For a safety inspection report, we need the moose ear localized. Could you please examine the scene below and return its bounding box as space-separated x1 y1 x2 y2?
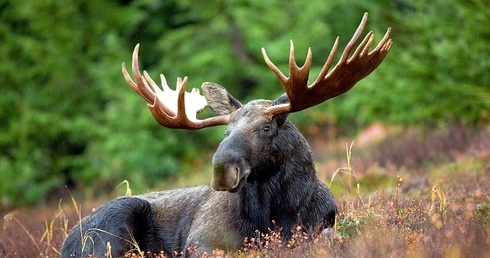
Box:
272 93 289 127
202 82 242 116
273 93 289 105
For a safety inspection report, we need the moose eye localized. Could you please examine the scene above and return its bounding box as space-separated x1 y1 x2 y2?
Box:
262 125 271 132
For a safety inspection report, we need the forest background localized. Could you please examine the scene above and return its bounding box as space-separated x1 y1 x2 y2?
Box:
0 0 489 211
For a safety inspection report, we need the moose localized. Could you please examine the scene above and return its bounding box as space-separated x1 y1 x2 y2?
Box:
61 13 392 257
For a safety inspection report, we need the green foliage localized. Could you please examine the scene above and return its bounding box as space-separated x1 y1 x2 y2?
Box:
0 0 488 209
0 0 146 206
338 0 490 128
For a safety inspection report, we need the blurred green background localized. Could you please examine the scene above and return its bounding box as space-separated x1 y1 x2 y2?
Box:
0 0 488 210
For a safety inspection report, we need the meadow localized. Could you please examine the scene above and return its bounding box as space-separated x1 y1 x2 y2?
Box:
1 1 489 257
1 123 489 257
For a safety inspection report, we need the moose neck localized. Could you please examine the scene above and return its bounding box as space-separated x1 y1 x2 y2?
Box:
238 121 317 232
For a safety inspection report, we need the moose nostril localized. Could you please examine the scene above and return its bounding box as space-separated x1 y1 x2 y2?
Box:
227 165 240 187
210 163 241 191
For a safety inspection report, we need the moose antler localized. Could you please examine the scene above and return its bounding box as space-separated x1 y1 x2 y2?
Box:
122 44 229 129
123 13 391 129
262 12 393 116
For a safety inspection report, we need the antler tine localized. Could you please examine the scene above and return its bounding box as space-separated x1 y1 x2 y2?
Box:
315 37 339 86
264 12 393 117
288 41 312 102
176 77 189 121
122 44 229 129
373 27 393 53
261 48 287 87
261 41 313 113
121 44 156 104
340 12 369 63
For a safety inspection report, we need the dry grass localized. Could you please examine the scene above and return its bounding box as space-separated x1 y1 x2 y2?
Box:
1 124 489 257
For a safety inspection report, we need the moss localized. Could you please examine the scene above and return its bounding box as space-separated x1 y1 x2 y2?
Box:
476 200 490 225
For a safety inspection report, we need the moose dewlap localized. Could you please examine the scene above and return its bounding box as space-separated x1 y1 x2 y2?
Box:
61 12 392 257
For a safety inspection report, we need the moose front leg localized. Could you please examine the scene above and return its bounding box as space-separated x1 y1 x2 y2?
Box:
183 199 243 256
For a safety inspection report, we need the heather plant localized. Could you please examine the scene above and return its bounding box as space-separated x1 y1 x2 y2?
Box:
1 166 489 257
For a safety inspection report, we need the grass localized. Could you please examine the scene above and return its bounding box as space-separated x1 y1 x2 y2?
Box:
1 123 489 257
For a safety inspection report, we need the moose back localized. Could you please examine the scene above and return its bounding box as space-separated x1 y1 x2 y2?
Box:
61 13 392 257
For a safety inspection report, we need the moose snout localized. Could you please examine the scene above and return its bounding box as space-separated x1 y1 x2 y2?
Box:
211 145 251 192
211 134 252 192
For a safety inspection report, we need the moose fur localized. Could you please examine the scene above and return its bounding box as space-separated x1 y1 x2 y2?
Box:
61 83 337 257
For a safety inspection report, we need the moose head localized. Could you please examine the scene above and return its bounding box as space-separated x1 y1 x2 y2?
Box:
62 12 392 257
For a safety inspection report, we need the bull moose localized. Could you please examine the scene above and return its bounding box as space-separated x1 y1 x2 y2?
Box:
61 13 392 257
